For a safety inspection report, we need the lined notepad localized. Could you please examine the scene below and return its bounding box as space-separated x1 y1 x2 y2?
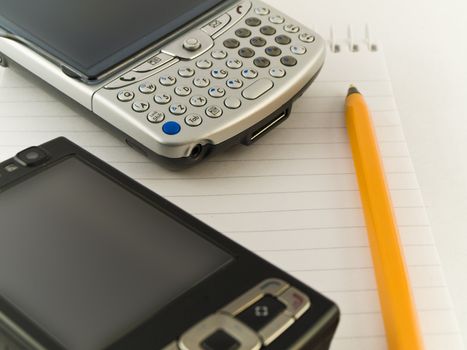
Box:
0 30 464 349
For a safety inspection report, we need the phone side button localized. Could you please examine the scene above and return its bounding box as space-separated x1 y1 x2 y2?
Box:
258 312 294 346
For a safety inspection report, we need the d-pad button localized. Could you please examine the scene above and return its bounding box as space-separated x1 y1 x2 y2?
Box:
236 295 286 331
183 38 201 51
201 329 241 350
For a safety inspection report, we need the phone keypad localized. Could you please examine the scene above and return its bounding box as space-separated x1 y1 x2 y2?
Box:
107 0 320 141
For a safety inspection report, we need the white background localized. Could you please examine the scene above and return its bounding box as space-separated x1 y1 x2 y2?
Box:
268 0 467 344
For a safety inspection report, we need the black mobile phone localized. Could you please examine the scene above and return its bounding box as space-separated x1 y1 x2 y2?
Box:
0 137 339 350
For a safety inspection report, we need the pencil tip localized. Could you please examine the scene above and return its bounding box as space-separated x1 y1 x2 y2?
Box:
347 85 360 96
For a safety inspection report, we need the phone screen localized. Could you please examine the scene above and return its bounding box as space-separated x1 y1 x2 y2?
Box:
0 157 232 349
0 0 228 78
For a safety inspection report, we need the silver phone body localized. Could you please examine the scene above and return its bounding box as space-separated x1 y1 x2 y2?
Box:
0 0 325 161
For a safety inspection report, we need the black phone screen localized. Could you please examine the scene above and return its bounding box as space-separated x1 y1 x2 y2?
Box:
0 157 232 349
0 0 228 78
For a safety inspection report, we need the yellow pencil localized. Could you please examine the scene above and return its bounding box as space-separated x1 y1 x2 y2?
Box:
345 85 424 350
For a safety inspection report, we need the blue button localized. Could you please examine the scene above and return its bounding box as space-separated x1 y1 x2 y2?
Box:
162 121 181 135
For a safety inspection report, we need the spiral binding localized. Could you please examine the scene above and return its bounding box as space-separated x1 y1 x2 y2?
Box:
327 24 378 53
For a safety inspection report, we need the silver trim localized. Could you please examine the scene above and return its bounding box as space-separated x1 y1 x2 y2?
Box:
221 278 289 316
0 311 47 350
258 312 294 346
179 313 261 350
162 341 180 350
250 111 288 141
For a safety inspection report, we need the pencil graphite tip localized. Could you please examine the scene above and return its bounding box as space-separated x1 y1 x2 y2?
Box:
347 85 360 96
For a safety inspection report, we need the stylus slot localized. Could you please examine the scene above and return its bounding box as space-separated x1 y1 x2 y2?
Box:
250 110 289 143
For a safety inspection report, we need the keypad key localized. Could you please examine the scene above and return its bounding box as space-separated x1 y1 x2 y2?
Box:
206 105 223 118
138 82 156 94
208 87 226 98
202 13 231 36
241 68 258 79
291 45 307 55
223 38 240 49
235 28 252 38
133 52 173 73
147 111 165 123
260 25 276 36
236 295 286 331
211 50 228 59
254 56 271 68
265 46 282 57
281 55 297 67
299 33 315 43
154 93 172 104
226 58 243 69
275 34 292 45
105 73 137 89
278 287 311 319
162 121 181 135
190 95 207 107
250 37 266 47
132 101 150 112
117 90 134 102
226 78 243 89
174 86 192 96
284 24 300 33
185 113 203 127
169 103 187 115
224 97 242 109
242 78 274 100
238 47 256 58
193 77 210 88
200 329 240 350
196 59 213 69
269 15 285 24
254 7 270 16
269 67 286 78
211 68 228 79
159 75 177 86
178 67 195 77
245 17 261 26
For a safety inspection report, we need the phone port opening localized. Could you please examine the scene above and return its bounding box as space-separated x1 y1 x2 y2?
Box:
250 110 289 143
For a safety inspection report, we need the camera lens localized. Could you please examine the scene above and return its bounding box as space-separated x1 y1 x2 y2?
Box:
15 147 49 167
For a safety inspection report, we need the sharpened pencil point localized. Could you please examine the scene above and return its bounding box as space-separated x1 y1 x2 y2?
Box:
347 85 360 96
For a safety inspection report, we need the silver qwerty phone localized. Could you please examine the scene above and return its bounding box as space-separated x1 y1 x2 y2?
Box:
0 0 325 164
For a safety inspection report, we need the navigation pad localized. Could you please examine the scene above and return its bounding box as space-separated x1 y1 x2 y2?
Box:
163 279 311 350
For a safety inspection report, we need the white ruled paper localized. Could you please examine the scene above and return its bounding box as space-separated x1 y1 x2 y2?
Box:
0 39 463 349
